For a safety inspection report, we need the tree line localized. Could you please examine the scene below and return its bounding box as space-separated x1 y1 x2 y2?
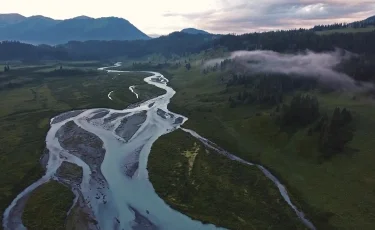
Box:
216 30 375 55
312 20 375 31
229 93 355 158
225 71 355 158
2 29 375 63
280 95 354 158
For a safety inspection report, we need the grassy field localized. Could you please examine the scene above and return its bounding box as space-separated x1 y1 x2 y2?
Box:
22 181 75 230
159 64 375 229
0 63 163 229
149 130 307 229
316 26 375 35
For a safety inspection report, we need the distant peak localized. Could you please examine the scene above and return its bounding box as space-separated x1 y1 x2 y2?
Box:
72 15 92 20
0 13 25 17
0 13 26 20
28 15 54 20
181 28 210 35
0 13 26 24
97 16 130 22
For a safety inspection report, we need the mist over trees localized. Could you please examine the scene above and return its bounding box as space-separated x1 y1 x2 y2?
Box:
219 50 358 159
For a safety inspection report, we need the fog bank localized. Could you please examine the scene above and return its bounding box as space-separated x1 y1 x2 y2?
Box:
205 49 372 90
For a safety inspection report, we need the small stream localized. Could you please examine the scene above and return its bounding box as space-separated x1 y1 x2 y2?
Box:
2 63 315 230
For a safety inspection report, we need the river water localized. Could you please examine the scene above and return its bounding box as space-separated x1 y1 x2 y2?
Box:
2 64 315 230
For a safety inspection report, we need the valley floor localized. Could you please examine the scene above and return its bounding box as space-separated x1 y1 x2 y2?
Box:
158 65 375 229
2 59 375 230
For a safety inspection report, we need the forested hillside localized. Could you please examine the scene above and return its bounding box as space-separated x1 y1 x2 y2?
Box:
2 29 375 61
217 30 375 54
0 32 215 61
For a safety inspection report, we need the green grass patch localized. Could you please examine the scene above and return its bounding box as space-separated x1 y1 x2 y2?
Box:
56 162 83 184
149 130 307 229
22 181 75 230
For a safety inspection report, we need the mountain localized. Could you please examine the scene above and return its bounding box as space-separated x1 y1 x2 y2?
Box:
0 16 59 39
181 28 210 35
0 13 26 27
0 14 150 44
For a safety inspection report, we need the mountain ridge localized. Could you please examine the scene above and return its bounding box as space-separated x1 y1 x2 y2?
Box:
0 13 26 26
0 14 150 44
181 28 210 35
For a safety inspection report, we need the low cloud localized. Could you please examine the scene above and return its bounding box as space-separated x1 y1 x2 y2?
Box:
204 49 372 90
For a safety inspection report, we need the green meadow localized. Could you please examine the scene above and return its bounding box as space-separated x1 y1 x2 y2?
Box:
149 130 307 229
149 64 375 229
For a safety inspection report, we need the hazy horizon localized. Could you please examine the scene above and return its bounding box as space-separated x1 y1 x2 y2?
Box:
1 0 375 35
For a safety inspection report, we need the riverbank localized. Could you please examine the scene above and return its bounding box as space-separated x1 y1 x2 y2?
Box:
148 130 308 229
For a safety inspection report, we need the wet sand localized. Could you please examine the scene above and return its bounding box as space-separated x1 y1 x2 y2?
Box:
51 110 86 124
115 111 147 142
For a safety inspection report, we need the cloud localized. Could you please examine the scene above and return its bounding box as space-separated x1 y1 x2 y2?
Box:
164 0 375 34
163 10 216 18
204 49 372 90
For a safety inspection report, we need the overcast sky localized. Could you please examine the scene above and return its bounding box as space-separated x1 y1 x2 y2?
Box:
1 0 375 35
